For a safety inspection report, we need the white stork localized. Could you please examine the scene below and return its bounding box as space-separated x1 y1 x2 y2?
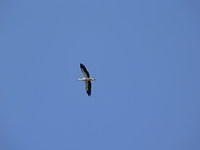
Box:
78 63 95 96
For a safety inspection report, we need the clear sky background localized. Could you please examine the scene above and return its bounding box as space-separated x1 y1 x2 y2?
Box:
0 0 200 150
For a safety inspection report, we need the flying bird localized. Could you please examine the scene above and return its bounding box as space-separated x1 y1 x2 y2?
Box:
78 63 96 96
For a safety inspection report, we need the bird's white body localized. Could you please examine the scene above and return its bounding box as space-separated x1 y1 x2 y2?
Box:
78 77 96 81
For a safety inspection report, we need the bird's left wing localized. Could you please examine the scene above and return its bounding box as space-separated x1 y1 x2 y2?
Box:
85 81 91 96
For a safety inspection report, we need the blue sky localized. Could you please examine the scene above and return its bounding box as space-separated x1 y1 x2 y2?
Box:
0 0 200 150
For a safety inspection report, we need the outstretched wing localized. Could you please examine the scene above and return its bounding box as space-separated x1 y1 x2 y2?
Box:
80 64 90 77
85 81 91 96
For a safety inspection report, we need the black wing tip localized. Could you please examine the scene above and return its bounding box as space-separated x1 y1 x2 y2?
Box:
80 63 87 70
87 90 91 96
87 92 91 96
80 63 85 67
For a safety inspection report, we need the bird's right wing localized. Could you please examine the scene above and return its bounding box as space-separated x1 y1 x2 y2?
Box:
80 64 90 77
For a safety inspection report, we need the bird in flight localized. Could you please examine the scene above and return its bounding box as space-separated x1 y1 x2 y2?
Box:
78 63 96 96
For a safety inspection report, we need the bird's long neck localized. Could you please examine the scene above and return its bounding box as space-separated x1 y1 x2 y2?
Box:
78 78 85 81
